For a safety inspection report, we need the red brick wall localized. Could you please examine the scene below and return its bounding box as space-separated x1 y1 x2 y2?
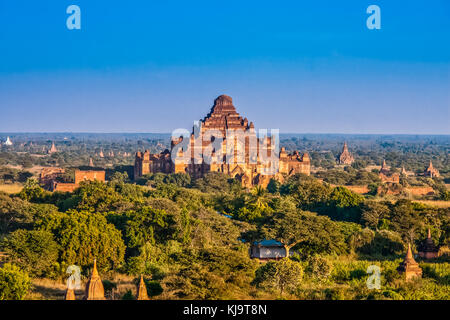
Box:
74 170 106 184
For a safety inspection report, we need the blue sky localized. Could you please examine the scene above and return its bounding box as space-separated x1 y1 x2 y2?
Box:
0 0 449 134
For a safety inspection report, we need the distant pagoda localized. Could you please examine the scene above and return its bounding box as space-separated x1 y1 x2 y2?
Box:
4 136 13 146
424 160 440 178
397 244 422 281
48 142 58 154
379 160 400 184
337 142 354 165
418 229 439 259
401 166 408 176
89 158 94 167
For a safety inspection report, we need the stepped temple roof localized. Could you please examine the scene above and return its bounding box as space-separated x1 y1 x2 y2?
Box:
397 244 422 280
201 95 251 134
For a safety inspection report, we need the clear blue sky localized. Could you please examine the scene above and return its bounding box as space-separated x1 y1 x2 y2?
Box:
0 0 449 134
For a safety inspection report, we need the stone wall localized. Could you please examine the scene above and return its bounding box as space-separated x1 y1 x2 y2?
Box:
74 170 106 184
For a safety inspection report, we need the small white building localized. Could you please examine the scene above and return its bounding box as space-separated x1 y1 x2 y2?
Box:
250 240 287 261
4 136 13 146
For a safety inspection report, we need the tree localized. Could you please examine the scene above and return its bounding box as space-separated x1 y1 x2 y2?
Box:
109 171 129 184
0 264 31 300
281 176 331 212
267 179 280 194
361 201 390 230
248 186 270 212
390 200 423 243
125 206 173 248
3 229 58 277
253 258 303 296
259 210 348 258
327 187 364 222
306 256 333 280
37 209 125 271
19 178 45 202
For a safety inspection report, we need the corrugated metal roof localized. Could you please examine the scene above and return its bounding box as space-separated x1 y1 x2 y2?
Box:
253 239 284 246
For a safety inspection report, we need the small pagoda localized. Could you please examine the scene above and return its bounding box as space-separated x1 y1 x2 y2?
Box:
424 160 440 178
136 275 149 300
48 142 58 154
397 244 422 281
337 142 354 165
418 229 439 260
65 288 76 300
85 259 106 300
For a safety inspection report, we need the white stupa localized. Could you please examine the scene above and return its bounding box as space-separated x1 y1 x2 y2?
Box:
4 136 13 146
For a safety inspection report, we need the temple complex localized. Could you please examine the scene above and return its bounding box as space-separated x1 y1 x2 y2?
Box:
134 95 310 187
136 275 150 300
40 168 106 192
397 244 423 281
379 160 400 184
418 229 440 259
85 259 106 300
337 142 354 165
424 160 440 178
39 167 66 189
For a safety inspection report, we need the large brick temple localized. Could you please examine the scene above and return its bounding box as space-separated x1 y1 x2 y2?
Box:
134 95 310 187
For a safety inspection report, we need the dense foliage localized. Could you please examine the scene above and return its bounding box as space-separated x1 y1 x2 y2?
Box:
0 133 448 299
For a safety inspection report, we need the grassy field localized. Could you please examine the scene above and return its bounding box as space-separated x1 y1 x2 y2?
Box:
412 200 450 208
0 183 23 194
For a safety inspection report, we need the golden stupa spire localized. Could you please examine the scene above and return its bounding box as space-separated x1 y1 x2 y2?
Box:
65 287 76 300
136 274 149 300
85 259 105 300
92 259 99 277
406 243 413 260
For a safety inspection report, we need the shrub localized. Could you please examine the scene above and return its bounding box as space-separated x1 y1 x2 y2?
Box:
306 256 333 279
0 264 31 300
253 258 303 296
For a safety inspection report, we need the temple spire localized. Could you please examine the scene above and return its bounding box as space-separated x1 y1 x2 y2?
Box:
406 243 413 261
136 274 149 300
65 288 76 300
85 259 105 300
427 228 431 239
92 259 99 277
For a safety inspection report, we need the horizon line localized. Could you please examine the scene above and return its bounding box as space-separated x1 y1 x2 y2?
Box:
1 132 450 136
